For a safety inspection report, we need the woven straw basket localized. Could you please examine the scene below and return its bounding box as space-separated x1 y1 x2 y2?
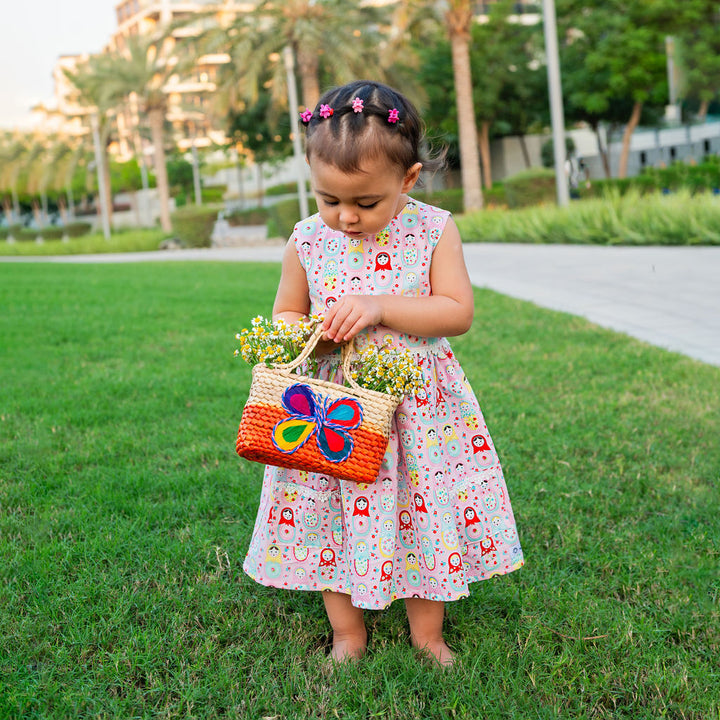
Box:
236 326 400 483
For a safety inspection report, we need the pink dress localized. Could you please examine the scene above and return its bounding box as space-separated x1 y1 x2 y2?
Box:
243 198 524 609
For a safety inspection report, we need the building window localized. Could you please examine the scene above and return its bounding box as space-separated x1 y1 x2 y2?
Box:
704 139 711 155
670 147 676 160
640 151 647 167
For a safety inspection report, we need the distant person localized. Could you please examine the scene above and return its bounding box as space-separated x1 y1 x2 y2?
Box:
578 158 591 189
241 80 524 667
566 155 580 199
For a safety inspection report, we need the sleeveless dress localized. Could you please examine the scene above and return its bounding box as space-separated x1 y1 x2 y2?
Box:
243 198 524 610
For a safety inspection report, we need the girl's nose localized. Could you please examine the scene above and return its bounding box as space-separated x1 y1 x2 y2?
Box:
339 206 359 225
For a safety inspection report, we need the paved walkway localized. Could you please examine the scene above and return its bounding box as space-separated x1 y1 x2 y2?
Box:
462 244 720 367
3 244 718 367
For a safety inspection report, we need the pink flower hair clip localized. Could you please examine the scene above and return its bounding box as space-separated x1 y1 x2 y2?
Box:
388 108 400 124
300 109 313 124
352 97 364 113
319 104 334 119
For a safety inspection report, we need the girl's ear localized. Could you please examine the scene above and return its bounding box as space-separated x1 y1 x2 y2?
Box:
402 162 423 192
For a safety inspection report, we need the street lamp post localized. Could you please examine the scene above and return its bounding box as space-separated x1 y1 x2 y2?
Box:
542 0 570 207
283 45 309 219
665 36 681 123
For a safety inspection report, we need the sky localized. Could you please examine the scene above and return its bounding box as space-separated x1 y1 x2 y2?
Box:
0 1 117 129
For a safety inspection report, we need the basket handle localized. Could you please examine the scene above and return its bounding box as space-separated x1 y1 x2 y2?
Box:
271 323 363 392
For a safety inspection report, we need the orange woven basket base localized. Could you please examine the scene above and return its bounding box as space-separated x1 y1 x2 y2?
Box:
236 403 388 484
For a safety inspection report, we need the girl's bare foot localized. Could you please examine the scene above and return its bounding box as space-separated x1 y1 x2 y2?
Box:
413 638 455 668
329 633 367 663
322 591 367 664
405 598 455 668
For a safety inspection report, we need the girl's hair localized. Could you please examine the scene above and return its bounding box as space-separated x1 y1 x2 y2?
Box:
302 80 445 179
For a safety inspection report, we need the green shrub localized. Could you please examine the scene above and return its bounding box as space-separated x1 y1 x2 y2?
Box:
503 168 557 208
170 205 220 248
265 181 311 197
12 228 40 242
225 207 270 226
266 197 318 239
633 161 720 195
201 185 226 204
482 185 507 208
1 223 25 239
541 137 576 168
64 221 93 238
40 227 65 240
413 188 465 214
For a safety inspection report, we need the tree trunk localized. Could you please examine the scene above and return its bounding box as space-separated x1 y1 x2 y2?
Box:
58 196 68 225
479 121 492 189
297 46 320 110
519 134 531 168
102 148 114 226
257 162 264 208
3 198 12 225
41 190 49 226
12 186 20 221
592 122 611 179
698 99 709 123
446 3 483 212
618 101 642 179
149 106 172 232
32 199 42 228
66 186 76 221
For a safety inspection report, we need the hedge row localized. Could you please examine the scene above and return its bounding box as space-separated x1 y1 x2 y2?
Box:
169 206 219 248
581 160 720 199
0 221 92 241
456 189 720 245
225 207 270 227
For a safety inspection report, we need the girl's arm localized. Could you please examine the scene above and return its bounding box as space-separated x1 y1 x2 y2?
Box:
272 239 311 324
322 217 474 342
272 239 339 355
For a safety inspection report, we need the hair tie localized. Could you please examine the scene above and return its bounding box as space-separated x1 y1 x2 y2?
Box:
319 104 334 119
388 108 400 124
352 97 364 113
300 109 313 125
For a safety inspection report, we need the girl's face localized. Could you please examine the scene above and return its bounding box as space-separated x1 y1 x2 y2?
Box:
309 155 421 240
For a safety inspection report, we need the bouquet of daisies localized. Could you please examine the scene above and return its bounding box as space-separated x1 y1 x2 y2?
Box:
234 314 322 366
234 315 423 398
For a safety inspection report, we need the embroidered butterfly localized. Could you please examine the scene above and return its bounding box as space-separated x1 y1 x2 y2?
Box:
272 384 363 463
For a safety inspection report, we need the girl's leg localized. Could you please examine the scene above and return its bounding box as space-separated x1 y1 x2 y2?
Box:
404 598 455 667
322 590 367 661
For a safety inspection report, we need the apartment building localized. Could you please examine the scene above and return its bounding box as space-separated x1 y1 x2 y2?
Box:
112 1 257 154
46 1 255 163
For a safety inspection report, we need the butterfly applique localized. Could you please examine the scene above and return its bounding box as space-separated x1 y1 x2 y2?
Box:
272 384 363 463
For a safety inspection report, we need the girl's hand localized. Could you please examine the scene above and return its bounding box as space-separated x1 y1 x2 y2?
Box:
322 294 383 342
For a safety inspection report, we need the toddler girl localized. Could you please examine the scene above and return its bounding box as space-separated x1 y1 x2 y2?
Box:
243 80 524 667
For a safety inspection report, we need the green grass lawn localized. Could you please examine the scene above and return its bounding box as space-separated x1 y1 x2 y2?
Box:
1 262 718 719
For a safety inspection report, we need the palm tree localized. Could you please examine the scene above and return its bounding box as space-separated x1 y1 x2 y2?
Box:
63 61 117 228
47 139 86 225
205 0 390 112
444 0 483 211
0 133 27 225
388 0 483 213
82 35 185 233
19 138 49 229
